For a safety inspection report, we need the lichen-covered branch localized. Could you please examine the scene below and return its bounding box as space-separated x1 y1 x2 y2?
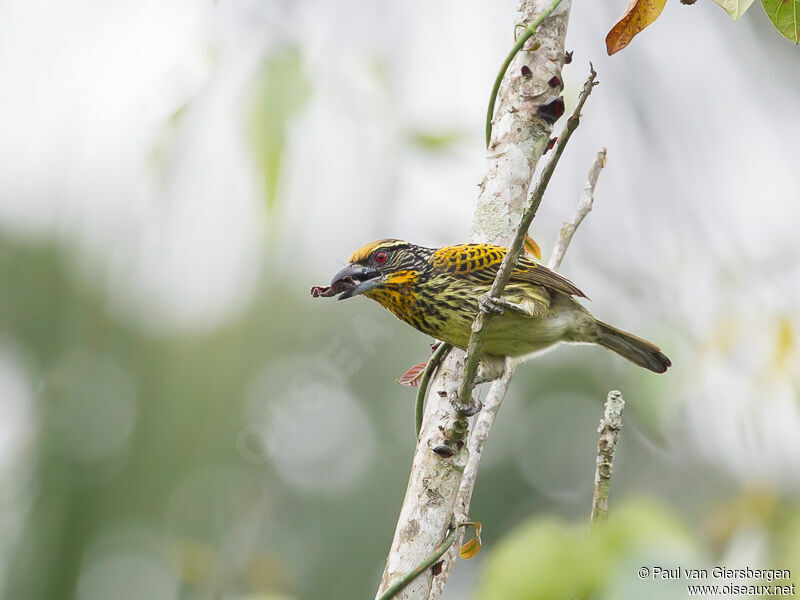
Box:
378 526 459 600
484 0 566 147
469 0 572 247
428 361 516 600
374 1 573 597
590 390 625 526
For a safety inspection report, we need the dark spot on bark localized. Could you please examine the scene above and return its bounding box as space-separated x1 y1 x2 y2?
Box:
544 136 558 154
402 519 421 539
564 50 573 64
432 444 455 458
437 390 447 398
537 96 565 124
548 75 562 88
521 65 532 78
432 561 444 576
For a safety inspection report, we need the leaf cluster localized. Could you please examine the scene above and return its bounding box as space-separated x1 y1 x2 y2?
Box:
607 0 799 54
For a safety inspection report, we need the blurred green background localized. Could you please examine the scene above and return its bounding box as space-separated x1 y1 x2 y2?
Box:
0 1 798 599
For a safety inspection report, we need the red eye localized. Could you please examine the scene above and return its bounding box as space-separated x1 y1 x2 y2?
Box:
374 251 388 264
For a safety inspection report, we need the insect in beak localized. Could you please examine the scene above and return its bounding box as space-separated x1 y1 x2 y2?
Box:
330 263 383 299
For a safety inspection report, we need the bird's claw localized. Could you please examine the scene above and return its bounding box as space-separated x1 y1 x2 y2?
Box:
480 294 529 316
457 396 483 416
479 294 505 315
447 385 483 416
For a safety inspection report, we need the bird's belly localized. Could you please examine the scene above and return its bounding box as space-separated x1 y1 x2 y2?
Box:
481 311 574 357
370 282 585 359
428 309 575 357
437 292 589 357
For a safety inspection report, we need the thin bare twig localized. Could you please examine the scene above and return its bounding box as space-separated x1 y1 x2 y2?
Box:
547 147 606 271
455 66 598 414
590 390 625 526
404 69 600 600
407 73 600 594
431 67 600 600
433 134 604 600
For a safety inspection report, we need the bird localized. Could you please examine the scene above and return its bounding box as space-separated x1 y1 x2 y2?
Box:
326 239 671 378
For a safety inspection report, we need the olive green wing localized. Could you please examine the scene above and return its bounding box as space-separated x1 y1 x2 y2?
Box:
430 244 587 298
511 254 587 298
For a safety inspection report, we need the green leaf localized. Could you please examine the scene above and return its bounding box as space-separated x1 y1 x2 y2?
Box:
761 0 800 43
248 46 311 215
475 499 698 600
713 0 756 19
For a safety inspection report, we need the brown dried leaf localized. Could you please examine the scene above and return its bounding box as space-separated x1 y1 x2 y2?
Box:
524 236 542 260
606 0 668 55
397 362 427 387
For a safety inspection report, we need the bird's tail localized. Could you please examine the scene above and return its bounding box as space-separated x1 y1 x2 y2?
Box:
591 320 671 374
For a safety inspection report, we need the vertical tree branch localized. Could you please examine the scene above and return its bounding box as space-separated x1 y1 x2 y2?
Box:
590 390 625 526
375 1 572 597
470 0 572 248
428 362 516 600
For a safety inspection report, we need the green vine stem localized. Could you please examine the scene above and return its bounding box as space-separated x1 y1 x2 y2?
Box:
485 0 564 147
415 342 453 436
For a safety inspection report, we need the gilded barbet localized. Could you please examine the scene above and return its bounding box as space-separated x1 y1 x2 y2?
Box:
327 239 671 374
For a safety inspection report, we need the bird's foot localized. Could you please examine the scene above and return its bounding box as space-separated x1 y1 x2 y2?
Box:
479 294 528 316
479 294 505 315
446 384 483 416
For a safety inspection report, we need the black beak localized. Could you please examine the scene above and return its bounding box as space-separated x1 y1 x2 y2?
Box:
331 263 383 300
